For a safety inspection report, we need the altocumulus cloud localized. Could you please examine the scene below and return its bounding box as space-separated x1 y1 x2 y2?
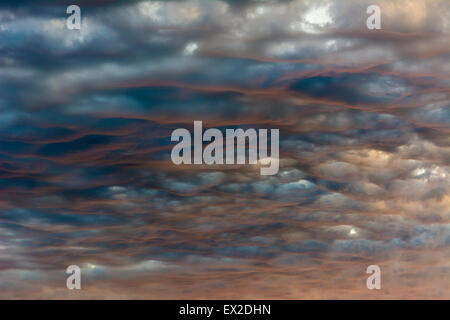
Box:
0 0 449 299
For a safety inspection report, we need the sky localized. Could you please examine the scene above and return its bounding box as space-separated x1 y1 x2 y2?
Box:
0 0 449 299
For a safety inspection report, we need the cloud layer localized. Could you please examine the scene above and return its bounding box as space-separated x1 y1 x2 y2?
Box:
0 0 449 299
